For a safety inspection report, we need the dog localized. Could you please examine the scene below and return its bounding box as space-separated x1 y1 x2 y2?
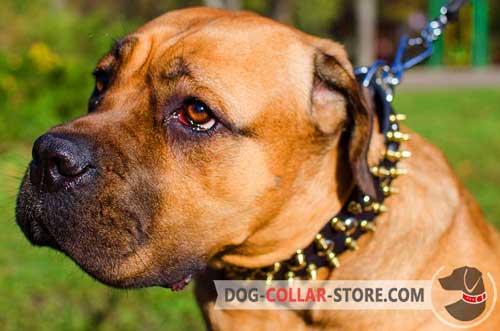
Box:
16 7 500 331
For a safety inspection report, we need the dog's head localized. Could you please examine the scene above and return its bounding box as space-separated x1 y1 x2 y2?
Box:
16 8 375 289
439 266 485 294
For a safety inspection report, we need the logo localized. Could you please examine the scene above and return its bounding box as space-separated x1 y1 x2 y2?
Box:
439 266 487 321
431 265 496 328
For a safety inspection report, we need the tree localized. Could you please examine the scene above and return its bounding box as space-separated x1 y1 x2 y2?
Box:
271 0 294 25
355 0 376 65
203 0 241 10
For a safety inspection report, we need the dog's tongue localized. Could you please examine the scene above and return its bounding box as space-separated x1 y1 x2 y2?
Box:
170 274 193 291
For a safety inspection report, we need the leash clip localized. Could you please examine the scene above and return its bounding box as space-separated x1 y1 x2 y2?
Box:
354 0 469 104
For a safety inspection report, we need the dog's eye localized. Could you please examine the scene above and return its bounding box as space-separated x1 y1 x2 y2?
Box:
176 99 216 131
93 69 109 94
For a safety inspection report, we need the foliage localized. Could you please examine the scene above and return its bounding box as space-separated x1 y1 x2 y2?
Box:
0 0 140 147
294 0 342 37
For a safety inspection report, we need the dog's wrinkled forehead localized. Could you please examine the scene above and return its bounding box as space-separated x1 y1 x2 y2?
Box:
101 9 328 128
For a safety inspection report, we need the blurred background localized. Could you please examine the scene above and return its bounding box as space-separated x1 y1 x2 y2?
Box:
1 0 499 330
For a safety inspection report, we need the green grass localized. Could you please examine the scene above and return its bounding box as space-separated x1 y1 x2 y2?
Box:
0 88 499 330
395 88 500 224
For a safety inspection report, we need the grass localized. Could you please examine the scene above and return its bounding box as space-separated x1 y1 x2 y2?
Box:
395 88 500 224
0 88 499 330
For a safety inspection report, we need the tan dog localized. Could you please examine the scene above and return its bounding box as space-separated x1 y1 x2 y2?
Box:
16 7 500 330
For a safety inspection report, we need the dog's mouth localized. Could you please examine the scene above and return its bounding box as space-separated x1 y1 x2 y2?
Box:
15 169 204 290
16 174 60 249
168 274 193 291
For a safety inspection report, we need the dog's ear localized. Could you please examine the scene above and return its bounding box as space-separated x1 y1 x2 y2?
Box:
310 43 376 198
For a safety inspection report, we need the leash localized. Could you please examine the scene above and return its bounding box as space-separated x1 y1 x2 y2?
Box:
215 0 469 282
351 0 470 201
354 0 469 121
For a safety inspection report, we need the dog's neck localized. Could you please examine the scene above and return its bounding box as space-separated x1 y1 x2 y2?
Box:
222 135 353 268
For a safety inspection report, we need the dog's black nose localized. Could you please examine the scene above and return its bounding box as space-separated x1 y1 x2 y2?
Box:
30 133 94 191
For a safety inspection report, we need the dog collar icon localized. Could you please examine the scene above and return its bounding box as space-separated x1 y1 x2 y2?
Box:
462 292 487 304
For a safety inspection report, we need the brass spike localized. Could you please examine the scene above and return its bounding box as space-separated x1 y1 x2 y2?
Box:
347 201 363 214
389 114 407 122
296 249 305 264
386 131 410 142
286 271 295 283
262 262 281 278
345 237 358 250
326 251 340 268
384 149 412 162
360 220 376 232
381 184 399 196
315 234 327 249
362 195 372 205
361 196 374 211
331 217 347 232
266 272 274 285
370 166 391 177
371 166 407 178
210 260 225 270
371 202 388 214
343 217 359 236
289 249 307 271
390 167 408 176
307 263 318 280
401 150 411 158
314 234 334 255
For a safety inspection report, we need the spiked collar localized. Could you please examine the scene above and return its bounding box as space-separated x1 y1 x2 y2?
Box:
212 80 411 282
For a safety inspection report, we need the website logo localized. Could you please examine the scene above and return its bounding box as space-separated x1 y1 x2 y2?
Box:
439 266 487 321
431 265 496 328
214 265 496 328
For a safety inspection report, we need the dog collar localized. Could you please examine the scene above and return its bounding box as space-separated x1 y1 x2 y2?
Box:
213 79 411 282
462 292 487 304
